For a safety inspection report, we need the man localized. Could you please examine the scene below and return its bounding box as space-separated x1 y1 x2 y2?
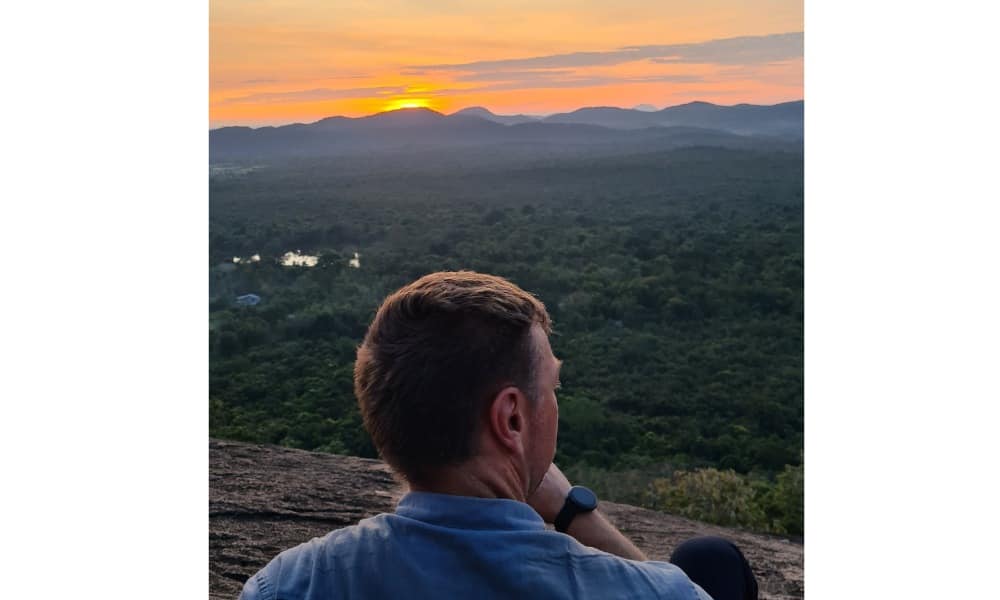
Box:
240 271 757 600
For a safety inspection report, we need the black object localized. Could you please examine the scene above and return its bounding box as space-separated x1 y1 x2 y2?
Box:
554 486 598 533
670 536 759 600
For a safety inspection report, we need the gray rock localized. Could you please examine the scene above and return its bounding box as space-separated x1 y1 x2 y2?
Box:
210 440 803 599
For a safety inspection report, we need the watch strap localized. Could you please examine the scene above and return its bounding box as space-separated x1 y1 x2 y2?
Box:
554 487 597 533
554 501 578 533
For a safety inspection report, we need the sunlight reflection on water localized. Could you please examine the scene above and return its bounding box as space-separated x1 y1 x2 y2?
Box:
281 251 319 267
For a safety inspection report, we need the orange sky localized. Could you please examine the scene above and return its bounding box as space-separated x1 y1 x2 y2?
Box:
210 0 802 128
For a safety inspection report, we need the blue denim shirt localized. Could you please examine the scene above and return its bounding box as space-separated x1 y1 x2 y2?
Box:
239 491 712 599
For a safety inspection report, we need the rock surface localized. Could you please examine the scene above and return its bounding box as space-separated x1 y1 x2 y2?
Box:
210 439 803 599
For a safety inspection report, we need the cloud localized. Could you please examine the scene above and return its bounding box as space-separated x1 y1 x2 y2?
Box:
642 32 803 65
453 69 576 82
390 73 705 99
221 85 406 105
468 73 704 92
231 74 710 107
710 60 804 84
215 33 800 108
414 32 802 72
229 73 708 107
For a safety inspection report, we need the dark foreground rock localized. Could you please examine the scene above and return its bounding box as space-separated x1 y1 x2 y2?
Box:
210 439 803 599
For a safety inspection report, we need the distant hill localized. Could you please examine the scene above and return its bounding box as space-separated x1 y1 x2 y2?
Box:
659 101 803 137
544 106 664 130
210 101 803 162
544 101 803 137
452 106 540 126
210 439 804 600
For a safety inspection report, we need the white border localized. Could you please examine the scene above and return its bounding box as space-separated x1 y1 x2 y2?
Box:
4 0 1000 597
2 1 207 597
807 0 1000 597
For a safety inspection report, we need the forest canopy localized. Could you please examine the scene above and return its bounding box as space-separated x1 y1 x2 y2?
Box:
209 142 803 534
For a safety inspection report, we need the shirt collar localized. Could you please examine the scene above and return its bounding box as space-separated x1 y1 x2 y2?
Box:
395 491 547 531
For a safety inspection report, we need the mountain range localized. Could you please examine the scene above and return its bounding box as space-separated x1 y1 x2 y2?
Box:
210 100 803 162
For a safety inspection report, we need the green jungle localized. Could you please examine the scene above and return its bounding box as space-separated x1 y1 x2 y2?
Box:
210 144 803 536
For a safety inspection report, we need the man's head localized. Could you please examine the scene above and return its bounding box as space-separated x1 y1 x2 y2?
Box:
354 271 556 489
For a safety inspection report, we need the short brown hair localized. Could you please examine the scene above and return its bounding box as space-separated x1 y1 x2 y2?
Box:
354 271 551 483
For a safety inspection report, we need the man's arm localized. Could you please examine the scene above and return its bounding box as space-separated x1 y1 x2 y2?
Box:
527 463 648 561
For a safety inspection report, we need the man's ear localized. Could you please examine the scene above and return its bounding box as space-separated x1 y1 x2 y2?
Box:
488 386 529 455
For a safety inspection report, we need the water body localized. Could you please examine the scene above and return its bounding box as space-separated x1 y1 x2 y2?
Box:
210 164 262 179
281 251 319 267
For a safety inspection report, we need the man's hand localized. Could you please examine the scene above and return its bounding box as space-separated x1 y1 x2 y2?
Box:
527 463 648 561
527 463 572 523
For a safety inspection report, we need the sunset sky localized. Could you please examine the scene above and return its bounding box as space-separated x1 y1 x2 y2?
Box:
210 0 802 128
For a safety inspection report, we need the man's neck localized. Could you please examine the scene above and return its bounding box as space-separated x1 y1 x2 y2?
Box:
408 456 529 502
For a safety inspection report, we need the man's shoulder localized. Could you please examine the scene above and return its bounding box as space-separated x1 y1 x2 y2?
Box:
275 513 390 562
239 512 707 600
238 513 393 600
561 543 709 599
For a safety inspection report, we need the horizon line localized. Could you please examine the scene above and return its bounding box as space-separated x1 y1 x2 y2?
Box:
210 98 804 131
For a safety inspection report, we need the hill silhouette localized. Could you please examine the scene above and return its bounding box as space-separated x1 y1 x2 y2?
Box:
210 439 804 600
209 101 803 161
452 106 540 125
543 101 802 136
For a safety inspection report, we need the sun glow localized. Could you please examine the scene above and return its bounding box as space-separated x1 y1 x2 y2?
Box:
381 97 434 112
210 1 802 127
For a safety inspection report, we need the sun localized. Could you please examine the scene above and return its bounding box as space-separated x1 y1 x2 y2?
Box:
381 97 433 112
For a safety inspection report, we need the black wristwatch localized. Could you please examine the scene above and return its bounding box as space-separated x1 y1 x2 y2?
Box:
554 486 598 533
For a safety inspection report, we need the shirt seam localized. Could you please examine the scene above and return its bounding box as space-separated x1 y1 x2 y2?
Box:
256 571 274 600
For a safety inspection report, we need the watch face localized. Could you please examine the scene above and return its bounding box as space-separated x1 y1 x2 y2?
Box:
569 486 598 511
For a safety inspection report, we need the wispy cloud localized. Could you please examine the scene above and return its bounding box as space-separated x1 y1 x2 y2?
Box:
415 32 802 72
211 73 377 90
453 69 576 83
462 73 705 93
449 69 701 88
643 33 802 65
221 86 406 105
224 73 709 108
214 32 799 115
